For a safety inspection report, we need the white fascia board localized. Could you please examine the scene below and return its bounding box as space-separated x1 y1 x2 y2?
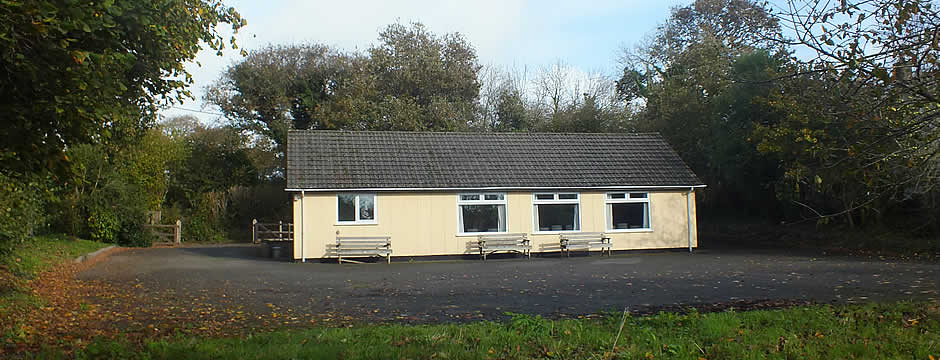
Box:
285 185 707 192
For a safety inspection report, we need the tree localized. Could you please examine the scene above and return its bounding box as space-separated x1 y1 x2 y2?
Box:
116 128 186 210
618 0 789 216
494 89 528 131
475 64 532 131
757 0 940 227
368 22 482 130
207 21 483 150
531 61 625 132
169 125 258 202
0 0 245 174
622 0 783 83
60 143 154 246
205 44 353 156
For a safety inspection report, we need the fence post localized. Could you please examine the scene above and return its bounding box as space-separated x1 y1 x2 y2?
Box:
278 221 283 241
175 219 182 244
252 219 258 244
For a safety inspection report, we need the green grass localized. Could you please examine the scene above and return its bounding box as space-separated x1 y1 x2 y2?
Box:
37 302 940 360
0 235 109 347
1 234 109 334
1 234 109 278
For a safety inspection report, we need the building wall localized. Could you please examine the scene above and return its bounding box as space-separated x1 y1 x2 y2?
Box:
292 190 697 259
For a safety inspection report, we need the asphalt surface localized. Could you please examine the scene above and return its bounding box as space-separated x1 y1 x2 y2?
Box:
78 245 940 322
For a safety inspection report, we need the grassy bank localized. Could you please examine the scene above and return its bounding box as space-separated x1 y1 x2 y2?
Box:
39 302 940 360
1 235 109 328
1 235 108 278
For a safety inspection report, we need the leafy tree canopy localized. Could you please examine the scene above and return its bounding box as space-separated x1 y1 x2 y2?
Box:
205 21 482 158
0 0 245 174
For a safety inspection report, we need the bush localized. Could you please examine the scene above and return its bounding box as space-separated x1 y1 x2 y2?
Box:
0 171 48 255
57 144 155 247
119 220 153 247
183 213 226 243
87 207 120 243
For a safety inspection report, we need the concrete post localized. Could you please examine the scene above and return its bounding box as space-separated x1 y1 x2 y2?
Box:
175 219 182 244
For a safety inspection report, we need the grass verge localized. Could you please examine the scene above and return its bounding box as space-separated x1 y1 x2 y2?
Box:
1 235 109 279
1 235 109 343
37 301 940 360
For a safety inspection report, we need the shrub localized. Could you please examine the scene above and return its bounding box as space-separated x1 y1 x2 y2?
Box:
0 171 47 255
87 207 120 243
119 219 153 247
183 213 226 243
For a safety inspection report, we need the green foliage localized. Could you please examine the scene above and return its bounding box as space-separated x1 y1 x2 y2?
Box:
60 143 152 247
226 184 291 241
753 0 940 228
118 128 187 210
369 22 482 129
182 212 225 243
493 89 528 131
86 207 119 243
118 220 153 248
204 44 349 158
0 234 106 278
157 120 264 243
0 171 49 255
620 0 789 217
169 125 258 198
0 0 245 174
61 302 940 359
206 21 482 157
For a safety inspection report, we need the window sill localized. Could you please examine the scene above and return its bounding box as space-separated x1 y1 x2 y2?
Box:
457 232 510 237
606 228 653 233
532 230 583 235
335 222 378 226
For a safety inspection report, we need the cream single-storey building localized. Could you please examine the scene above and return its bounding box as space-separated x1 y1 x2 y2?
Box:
286 130 704 261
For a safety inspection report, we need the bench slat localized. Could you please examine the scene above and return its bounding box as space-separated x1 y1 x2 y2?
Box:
477 233 530 261
559 233 611 257
336 251 392 256
479 240 529 245
334 236 393 264
483 245 532 249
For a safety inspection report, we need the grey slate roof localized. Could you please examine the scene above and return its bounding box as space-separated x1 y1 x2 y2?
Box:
287 130 703 190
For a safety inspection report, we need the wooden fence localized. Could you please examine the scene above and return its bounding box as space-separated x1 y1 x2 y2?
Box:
252 219 293 244
148 220 181 245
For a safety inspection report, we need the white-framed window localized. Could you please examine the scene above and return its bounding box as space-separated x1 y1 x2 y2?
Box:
533 192 580 232
605 192 651 231
337 193 376 224
457 193 507 234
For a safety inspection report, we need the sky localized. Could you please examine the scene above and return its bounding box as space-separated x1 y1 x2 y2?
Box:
161 0 690 123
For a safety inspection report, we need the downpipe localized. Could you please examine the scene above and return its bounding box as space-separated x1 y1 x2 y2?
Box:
687 187 694 253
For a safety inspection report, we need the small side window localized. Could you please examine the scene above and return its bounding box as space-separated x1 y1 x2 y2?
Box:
337 193 377 224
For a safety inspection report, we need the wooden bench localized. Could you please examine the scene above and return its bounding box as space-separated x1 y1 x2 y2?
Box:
478 233 531 261
332 236 392 264
559 232 611 257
